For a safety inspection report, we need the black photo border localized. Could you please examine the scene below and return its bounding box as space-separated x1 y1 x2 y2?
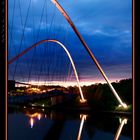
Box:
0 0 6 139
134 0 140 139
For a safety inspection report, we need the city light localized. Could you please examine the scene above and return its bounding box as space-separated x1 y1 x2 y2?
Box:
80 99 87 103
118 103 128 109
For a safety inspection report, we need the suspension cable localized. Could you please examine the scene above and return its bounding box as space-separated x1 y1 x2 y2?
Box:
13 0 31 80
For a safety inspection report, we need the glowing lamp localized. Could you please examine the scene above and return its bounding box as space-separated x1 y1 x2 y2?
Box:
80 99 87 103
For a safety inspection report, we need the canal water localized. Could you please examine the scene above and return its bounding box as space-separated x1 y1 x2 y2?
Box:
8 107 132 140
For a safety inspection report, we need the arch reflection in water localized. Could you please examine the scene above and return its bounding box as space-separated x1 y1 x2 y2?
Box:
77 114 87 140
114 118 128 140
77 115 128 140
25 111 130 139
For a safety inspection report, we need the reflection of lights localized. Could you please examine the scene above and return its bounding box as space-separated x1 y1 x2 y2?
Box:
119 118 122 123
28 113 43 128
77 115 87 140
42 109 45 111
119 118 127 124
37 114 41 120
27 113 40 118
24 106 26 108
42 104 45 107
30 118 34 128
45 115 47 118
114 118 128 140
124 119 127 124
80 114 87 119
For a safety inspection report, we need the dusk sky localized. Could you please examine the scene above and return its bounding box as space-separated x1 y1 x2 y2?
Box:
8 0 132 86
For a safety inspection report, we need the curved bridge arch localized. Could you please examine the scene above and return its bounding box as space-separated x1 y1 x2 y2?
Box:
51 0 127 108
8 39 86 102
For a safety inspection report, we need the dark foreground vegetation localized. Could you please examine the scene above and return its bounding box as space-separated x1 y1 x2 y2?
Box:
77 79 131 111
56 78 132 112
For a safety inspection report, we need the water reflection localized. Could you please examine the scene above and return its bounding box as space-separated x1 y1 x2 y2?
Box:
114 118 128 140
27 113 88 139
38 114 41 120
27 113 42 128
77 114 87 140
8 107 132 140
30 118 34 128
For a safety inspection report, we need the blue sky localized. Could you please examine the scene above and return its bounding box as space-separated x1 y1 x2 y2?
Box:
8 0 132 85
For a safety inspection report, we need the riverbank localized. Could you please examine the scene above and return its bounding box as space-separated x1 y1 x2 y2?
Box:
8 104 132 117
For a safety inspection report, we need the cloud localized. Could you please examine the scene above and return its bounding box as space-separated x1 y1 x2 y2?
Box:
8 0 132 82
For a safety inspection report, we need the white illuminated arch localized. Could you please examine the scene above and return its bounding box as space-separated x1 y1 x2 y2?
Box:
8 39 86 102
